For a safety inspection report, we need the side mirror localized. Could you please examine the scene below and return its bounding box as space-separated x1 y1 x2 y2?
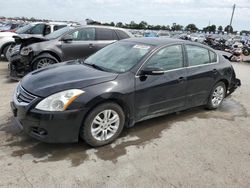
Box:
61 34 73 42
140 67 165 76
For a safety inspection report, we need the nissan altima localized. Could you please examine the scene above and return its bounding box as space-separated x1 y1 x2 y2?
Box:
11 38 241 147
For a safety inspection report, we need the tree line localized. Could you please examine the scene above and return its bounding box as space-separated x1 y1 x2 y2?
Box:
1 16 249 34
98 21 239 33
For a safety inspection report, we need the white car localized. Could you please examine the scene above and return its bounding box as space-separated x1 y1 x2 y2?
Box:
157 31 171 38
190 34 205 43
0 22 68 59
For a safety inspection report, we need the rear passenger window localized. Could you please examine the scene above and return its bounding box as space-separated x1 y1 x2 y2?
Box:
96 28 118 40
209 50 217 62
54 25 67 31
186 45 210 66
145 45 183 71
116 30 130 39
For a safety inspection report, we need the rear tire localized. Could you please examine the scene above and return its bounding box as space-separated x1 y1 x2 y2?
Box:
206 82 226 110
80 102 125 147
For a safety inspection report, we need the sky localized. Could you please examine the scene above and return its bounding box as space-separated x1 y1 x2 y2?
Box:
0 0 250 31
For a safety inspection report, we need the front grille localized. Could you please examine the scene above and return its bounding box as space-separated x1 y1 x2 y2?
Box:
16 85 36 103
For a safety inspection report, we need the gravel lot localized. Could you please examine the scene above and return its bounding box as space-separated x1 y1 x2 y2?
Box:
0 58 250 187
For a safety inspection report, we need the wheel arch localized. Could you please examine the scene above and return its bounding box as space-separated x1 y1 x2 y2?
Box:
31 52 60 70
37 51 62 62
80 95 133 134
1 42 15 55
217 79 229 91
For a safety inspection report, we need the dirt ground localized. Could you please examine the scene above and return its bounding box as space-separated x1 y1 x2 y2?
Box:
0 58 249 188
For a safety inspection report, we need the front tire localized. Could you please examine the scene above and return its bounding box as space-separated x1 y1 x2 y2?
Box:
3 44 11 60
32 54 58 70
80 102 125 147
206 82 226 110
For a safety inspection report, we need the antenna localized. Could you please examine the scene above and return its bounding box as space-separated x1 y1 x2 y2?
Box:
229 4 236 27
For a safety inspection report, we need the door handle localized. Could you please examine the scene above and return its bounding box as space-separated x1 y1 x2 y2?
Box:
89 43 94 48
212 69 218 74
178 77 186 83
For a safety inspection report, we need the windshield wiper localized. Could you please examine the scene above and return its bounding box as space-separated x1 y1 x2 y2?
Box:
77 58 85 64
84 62 104 71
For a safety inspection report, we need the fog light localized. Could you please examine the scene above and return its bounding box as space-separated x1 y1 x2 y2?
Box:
31 127 47 136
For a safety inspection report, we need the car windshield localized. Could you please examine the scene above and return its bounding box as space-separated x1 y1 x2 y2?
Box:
16 24 34 34
85 41 152 73
45 26 73 39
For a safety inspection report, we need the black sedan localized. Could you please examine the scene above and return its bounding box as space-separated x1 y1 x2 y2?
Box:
11 38 241 147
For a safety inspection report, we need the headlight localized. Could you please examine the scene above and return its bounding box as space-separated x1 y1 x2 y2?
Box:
35 89 84 111
20 47 33 56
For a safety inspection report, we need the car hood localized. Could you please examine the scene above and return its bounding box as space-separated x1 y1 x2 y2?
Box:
13 34 48 46
0 31 17 37
21 61 118 97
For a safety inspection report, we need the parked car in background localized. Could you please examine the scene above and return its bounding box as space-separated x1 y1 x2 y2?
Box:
0 22 26 32
0 22 68 59
9 25 133 79
157 30 170 38
144 31 158 37
11 38 240 147
190 33 205 43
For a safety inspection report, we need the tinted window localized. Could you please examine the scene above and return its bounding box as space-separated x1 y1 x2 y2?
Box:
54 25 67 31
96 28 118 40
10 24 18 29
145 45 183 71
46 27 73 40
16 24 34 34
29 24 45 34
209 50 217 62
186 45 210 66
116 30 130 39
70 28 95 41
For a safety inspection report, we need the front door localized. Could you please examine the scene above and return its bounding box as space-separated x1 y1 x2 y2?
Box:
135 44 187 120
61 27 97 61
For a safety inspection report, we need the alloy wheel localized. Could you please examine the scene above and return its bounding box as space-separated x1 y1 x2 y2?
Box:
211 86 225 107
36 58 54 69
91 109 120 141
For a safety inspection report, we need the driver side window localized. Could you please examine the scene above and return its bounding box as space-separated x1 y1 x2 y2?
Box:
29 24 45 35
145 45 184 71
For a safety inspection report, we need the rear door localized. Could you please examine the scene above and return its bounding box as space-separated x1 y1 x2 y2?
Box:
61 27 97 61
185 44 219 107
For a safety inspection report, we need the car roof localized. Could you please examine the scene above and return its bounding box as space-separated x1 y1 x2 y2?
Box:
76 25 127 31
122 37 186 46
122 37 216 50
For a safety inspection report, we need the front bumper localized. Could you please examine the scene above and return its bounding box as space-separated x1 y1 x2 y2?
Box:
10 89 87 143
8 54 34 80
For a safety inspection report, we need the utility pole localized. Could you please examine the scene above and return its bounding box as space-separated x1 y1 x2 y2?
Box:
229 4 236 27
